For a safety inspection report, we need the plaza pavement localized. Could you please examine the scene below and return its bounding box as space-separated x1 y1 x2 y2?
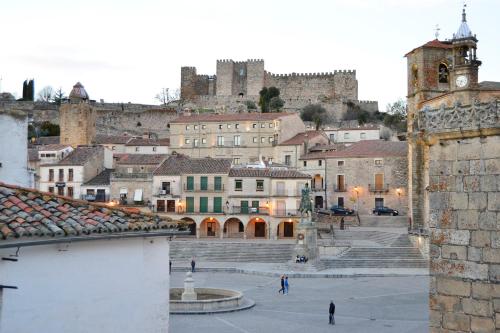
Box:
170 271 429 333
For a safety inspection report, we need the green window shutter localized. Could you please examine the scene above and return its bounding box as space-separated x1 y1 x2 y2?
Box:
187 176 194 191
200 197 208 213
200 176 208 191
241 200 249 214
252 200 259 213
213 197 222 213
214 176 222 191
186 197 194 213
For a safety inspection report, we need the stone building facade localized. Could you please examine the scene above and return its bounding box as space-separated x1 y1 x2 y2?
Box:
181 59 378 119
406 7 500 332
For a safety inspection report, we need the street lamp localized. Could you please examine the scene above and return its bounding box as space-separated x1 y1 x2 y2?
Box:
354 186 360 212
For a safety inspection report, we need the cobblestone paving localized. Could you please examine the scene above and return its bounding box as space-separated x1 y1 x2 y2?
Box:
170 272 428 333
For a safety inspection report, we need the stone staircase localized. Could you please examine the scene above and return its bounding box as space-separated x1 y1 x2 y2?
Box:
358 215 408 228
170 241 295 263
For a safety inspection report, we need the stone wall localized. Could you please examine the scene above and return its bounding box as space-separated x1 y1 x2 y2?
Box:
420 101 500 332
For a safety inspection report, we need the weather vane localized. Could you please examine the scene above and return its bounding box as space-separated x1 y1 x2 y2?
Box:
434 24 441 39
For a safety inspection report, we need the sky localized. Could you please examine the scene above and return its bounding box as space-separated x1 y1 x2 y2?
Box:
1 0 499 110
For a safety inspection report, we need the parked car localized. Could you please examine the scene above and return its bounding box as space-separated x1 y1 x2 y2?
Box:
329 205 355 215
372 206 399 216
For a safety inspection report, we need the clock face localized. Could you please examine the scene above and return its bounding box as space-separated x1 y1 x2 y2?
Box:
456 75 468 88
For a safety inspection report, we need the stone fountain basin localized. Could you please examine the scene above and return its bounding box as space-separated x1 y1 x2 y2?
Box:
170 288 253 314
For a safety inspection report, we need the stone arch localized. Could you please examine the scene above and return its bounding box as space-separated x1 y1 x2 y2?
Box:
438 62 449 84
180 217 196 236
200 217 222 238
277 218 299 239
223 217 244 238
246 217 268 239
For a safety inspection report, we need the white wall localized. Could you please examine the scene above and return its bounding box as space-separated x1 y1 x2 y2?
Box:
0 236 170 333
0 113 30 187
125 146 168 154
39 165 85 198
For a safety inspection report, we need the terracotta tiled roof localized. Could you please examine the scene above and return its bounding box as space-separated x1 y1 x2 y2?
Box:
479 81 500 91
229 168 311 179
93 134 131 145
404 39 453 57
38 144 72 151
300 140 407 160
153 155 232 175
334 126 379 131
115 154 168 165
278 131 327 146
170 112 294 123
83 169 113 186
0 182 177 240
124 137 168 146
47 146 103 166
157 138 170 146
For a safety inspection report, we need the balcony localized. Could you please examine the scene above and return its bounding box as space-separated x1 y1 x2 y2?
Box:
311 186 326 192
80 194 110 202
368 183 390 193
184 184 225 192
272 189 301 197
334 184 348 192
155 188 181 198
112 172 152 180
230 206 270 215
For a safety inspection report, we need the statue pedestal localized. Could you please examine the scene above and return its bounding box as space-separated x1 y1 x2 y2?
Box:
294 221 318 260
182 272 197 301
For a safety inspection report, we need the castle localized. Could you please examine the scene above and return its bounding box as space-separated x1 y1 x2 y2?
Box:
181 59 378 120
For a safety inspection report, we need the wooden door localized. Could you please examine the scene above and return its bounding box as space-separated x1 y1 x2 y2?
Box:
255 222 265 237
284 222 294 237
157 200 165 212
166 200 175 212
375 174 384 190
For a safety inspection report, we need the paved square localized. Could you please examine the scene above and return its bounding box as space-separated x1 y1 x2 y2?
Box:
170 272 428 333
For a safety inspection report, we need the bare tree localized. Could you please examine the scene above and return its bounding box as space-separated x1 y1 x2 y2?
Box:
155 88 180 106
37 86 54 102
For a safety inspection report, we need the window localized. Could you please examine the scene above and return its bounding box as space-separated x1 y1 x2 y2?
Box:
201 138 207 144
241 200 249 214
186 125 190 130
252 123 257 129
200 176 208 191
329 134 335 141
67 187 74 198
202 124 206 129
285 155 291 166
58 169 64 182
338 160 345 167
186 176 194 191
48 186 54 193
49 169 54 181
439 63 449 83
194 125 198 130
260 137 265 143
214 176 222 191
344 133 350 139
235 124 239 129
112 146 116 151
153 146 157 152
199 197 208 213
135 147 139 152
253 137 257 143
360 132 366 139
217 136 224 146
375 173 384 190
318 160 322 166
233 158 241 165
261 123 265 128
336 175 345 191
193 139 199 147
374 159 383 166
234 135 241 146
68 169 73 181
269 123 273 128
213 197 222 213
268 137 273 143
186 197 194 213
127 167 133 174
185 138 190 144
227 124 231 129
57 186 64 196
161 182 171 194
303 161 307 167
235 179 242 191
256 179 264 191
218 124 223 130
252 200 259 213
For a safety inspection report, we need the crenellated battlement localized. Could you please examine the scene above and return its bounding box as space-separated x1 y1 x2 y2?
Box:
358 100 378 104
267 69 356 78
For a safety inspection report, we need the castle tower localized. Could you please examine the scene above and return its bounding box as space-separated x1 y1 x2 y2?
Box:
59 82 96 147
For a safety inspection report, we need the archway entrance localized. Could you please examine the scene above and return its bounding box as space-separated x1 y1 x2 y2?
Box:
200 217 221 238
314 196 324 209
312 174 323 191
277 219 297 239
246 217 268 239
223 218 244 238
180 217 196 236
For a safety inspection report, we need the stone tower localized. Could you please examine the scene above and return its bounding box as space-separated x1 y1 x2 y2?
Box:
59 82 96 147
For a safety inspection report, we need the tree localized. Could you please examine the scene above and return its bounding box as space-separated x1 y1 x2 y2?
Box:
269 96 285 112
37 86 54 102
258 86 282 113
301 104 327 130
244 100 257 110
53 87 66 105
155 88 180 106
384 99 407 132
40 121 60 136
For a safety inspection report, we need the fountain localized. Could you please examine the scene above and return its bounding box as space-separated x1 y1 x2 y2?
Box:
170 272 255 314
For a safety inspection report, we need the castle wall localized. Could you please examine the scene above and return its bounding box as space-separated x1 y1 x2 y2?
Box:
59 102 96 146
216 60 234 96
246 60 265 96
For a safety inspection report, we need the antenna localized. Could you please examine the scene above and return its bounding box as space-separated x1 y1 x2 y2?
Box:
434 24 441 39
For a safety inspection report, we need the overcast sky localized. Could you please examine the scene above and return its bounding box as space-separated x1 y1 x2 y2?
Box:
1 0 499 110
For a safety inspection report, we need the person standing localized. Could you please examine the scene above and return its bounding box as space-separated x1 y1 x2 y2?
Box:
329 300 336 325
169 260 172 275
284 276 289 295
278 275 285 294
191 258 196 273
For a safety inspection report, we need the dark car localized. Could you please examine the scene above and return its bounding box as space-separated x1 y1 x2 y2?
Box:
330 205 355 215
372 206 399 216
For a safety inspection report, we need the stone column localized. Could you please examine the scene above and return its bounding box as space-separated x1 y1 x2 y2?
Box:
181 272 197 301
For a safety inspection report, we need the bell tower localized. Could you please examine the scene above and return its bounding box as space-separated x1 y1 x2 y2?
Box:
450 5 481 91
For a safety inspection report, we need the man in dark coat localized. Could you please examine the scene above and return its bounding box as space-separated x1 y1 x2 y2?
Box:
278 275 285 294
329 300 335 325
191 258 196 273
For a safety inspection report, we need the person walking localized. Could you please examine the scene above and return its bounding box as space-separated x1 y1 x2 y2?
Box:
191 258 196 273
329 300 336 325
284 276 289 295
278 275 285 294
169 260 172 275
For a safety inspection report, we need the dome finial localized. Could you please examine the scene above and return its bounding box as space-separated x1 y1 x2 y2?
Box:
462 3 467 22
